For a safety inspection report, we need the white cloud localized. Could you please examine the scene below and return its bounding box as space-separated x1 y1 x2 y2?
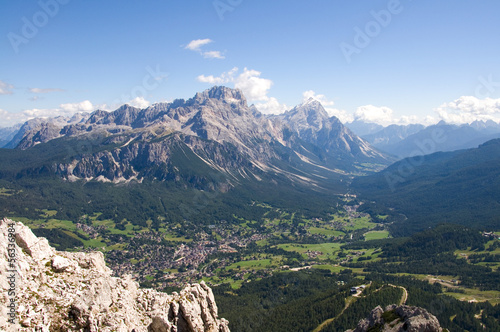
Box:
184 38 225 60
254 97 288 115
127 96 150 109
302 90 335 107
29 88 65 94
197 67 273 101
0 80 14 95
398 115 420 125
197 67 288 114
436 96 500 124
0 109 24 127
327 109 354 124
234 68 273 101
185 39 213 51
197 67 238 84
0 100 96 127
352 105 426 126
423 115 438 125
203 51 225 59
60 100 94 113
302 90 353 123
354 105 395 126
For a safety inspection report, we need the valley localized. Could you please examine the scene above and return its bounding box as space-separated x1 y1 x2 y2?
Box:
9 191 500 321
11 195 388 289
0 87 499 331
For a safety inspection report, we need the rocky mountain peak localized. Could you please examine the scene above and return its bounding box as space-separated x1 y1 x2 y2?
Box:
282 98 331 131
346 304 443 332
301 97 323 107
191 86 247 107
3 86 392 185
0 218 230 331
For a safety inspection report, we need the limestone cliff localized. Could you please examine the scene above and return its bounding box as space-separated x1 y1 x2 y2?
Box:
0 218 230 332
346 304 444 332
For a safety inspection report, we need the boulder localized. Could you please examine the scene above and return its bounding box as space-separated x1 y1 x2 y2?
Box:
0 218 230 332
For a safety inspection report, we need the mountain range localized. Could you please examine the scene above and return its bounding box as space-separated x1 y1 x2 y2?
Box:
1 86 499 234
2 86 391 191
352 138 500 235
347 120 500 158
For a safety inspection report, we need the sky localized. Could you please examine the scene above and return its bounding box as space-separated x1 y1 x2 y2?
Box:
1 0 500 127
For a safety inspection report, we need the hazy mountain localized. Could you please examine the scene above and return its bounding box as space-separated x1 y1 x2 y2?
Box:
0 123 22 148
4 113 90 149
352 120 500 159
352 138 500 234
469 119 500 134
362 123 425 153
345 120 384 136
4 87 392 191
379 121 500 158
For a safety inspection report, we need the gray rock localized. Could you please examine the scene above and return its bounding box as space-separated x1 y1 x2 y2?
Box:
0 218 230 332
347 304 443 332
10 86 392 187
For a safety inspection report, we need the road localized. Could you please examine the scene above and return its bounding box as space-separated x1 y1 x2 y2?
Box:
312 283 408 332
388 284 408 305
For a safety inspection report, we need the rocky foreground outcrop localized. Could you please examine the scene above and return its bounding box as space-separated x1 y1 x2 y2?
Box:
0 218 230 332
346 304 444 332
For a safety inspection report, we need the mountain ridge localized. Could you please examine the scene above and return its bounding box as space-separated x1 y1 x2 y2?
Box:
2 86 391 190
349 120 500 158
352 138 500 234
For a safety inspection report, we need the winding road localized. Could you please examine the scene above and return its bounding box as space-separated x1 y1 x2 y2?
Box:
313 283 408 332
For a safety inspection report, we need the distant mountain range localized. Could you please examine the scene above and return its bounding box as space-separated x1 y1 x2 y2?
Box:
347 120 500 158
352 138 500 234
0 123 22 148
2 87 391 190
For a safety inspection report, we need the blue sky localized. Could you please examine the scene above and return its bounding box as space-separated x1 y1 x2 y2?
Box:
1 0 500 127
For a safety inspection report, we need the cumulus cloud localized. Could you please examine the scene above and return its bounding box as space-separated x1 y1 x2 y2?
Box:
197 67 274 102
302 90 353 123
436 96 500 124
0 100 96 127
354 105 396 126
234 68 273 101
254 97 288 115
352 105 427 126
197 67 238 84
184 39 225 59
197 67 287 114
126 96 150 109
60 100 94 113
0 80 14 95
0 109 24 127
29 88 65 94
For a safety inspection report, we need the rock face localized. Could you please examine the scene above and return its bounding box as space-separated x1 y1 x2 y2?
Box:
5 86 392 188
0 218 230 332
346 304 443 332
